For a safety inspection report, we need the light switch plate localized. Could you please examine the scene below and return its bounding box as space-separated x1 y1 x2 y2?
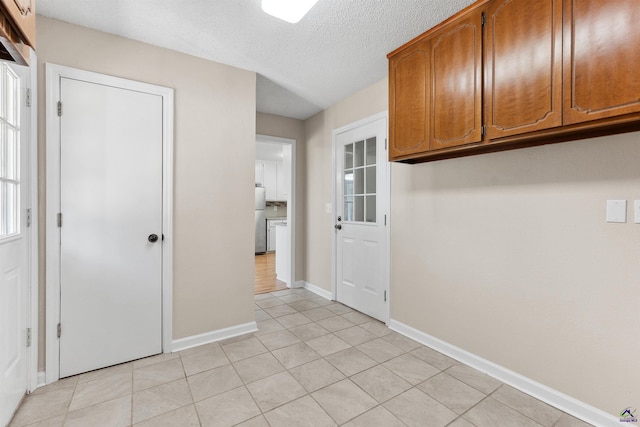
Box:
325 202 332 214
606 200 627 223
634 200 640 224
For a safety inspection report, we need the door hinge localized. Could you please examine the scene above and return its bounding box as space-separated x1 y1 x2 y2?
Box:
26 208 32 227
385 138 388 151
26 88 31 107
384 290 387 302
57 101 62 117
57 213 62 227
26 328 32 347
481 124 486 137
481 13 486 27
384 214 387 226
57 323 62 338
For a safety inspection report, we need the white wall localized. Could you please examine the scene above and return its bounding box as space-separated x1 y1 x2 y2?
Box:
36 16 257 368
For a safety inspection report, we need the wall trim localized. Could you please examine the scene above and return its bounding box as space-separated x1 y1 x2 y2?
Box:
296 280 333 301
171 322 258 353
388 319 619 427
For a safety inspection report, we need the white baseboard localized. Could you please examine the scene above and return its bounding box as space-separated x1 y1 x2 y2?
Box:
171 321 258 353
296 280 333 300
32 371 46 391
388 319 618 427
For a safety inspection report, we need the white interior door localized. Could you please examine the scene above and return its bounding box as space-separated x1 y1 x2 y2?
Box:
59 77 163 378
0 62 30 426
335 116 388 321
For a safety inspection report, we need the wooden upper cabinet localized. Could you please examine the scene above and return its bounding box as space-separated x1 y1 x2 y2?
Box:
430 9 483 150
0 0 35 65
485 0 562 139
564 0 640 124
389 39 430 159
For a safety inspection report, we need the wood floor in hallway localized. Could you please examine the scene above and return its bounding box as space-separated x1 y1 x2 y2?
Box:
255 252 287 294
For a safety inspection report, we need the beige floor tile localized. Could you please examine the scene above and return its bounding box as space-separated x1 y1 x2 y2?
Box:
246 372 307 412
76 362 133 384
306 334 351 357
132 352 179 370
180 344 230 376
447 418 477 427
263 304 298 318
14 415 66 427
358 320 391 337
342 406 406 427
334 326 377 346
410 346 457 371
221 337 267 362
217 333 255 346
356 338 404 363
254 309 271 322
289 359 345 393
271 342 321 369
383 353 440 385
255 329 301 351
324 348 377 377
196 386 261 427
492 385 562 427
463 397 545 427
133 404 199 427
8 388 74 426
65 395 131 427
133 358 185 392
382 331 422 352
277 294 308 304
264 395 337 427
300 307 336 322
308 297 335 307
417 372 485 414
132 378 193 424
235 415 270 426
554 414 596 427
254 319 286 336
255 298 285 309
254 293 275 301
384 388 457 427
340 311 372 325
316 316 355 332
446 364 503 394
288 300 321 311
287 322 330 341
351 365 412 403
69 371 132 412
178 342 222 357
30 376 77 396
187 364 243 402
326 304 354 315
276 313 313 328
311 379 377 425
233 352 285 384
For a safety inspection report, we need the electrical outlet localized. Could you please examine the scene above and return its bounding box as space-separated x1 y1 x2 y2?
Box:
634 200 640 224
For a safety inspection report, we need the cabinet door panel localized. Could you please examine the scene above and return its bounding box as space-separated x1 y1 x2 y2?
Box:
431 10 483 150
564 0 640 124
486 0 562 138
389 40 430 159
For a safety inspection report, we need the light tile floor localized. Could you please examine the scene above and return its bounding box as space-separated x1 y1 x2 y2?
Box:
10 288 595 427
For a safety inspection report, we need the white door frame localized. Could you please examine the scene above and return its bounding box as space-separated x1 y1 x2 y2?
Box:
256 134 296 288
45 64 174 383
331 111 391 322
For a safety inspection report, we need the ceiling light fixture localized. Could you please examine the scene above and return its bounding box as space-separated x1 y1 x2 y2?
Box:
261 0 319 24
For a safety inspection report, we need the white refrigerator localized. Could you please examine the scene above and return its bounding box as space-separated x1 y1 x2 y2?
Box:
255 186 266 254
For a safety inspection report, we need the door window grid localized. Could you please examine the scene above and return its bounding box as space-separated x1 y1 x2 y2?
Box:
344 137 376 223
0 63 20 239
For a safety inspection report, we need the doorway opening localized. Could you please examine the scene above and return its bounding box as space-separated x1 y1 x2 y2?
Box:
254 135 296 294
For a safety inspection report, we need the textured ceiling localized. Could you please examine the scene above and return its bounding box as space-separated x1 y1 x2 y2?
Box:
37 0 475 120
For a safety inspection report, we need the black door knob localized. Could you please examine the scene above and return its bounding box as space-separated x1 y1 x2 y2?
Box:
148 234 159 243
335 224 342 230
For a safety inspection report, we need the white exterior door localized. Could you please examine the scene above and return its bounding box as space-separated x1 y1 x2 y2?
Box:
335 116 388 322
0 62 30 426
58 77 163 377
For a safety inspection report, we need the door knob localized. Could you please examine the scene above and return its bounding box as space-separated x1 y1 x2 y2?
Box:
335 224 342 230
148 234 159 243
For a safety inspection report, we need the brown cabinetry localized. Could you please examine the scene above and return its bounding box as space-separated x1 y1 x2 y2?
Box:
0 0 35 65
563 0 640 125
389 0 640 163
485 0 562 139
